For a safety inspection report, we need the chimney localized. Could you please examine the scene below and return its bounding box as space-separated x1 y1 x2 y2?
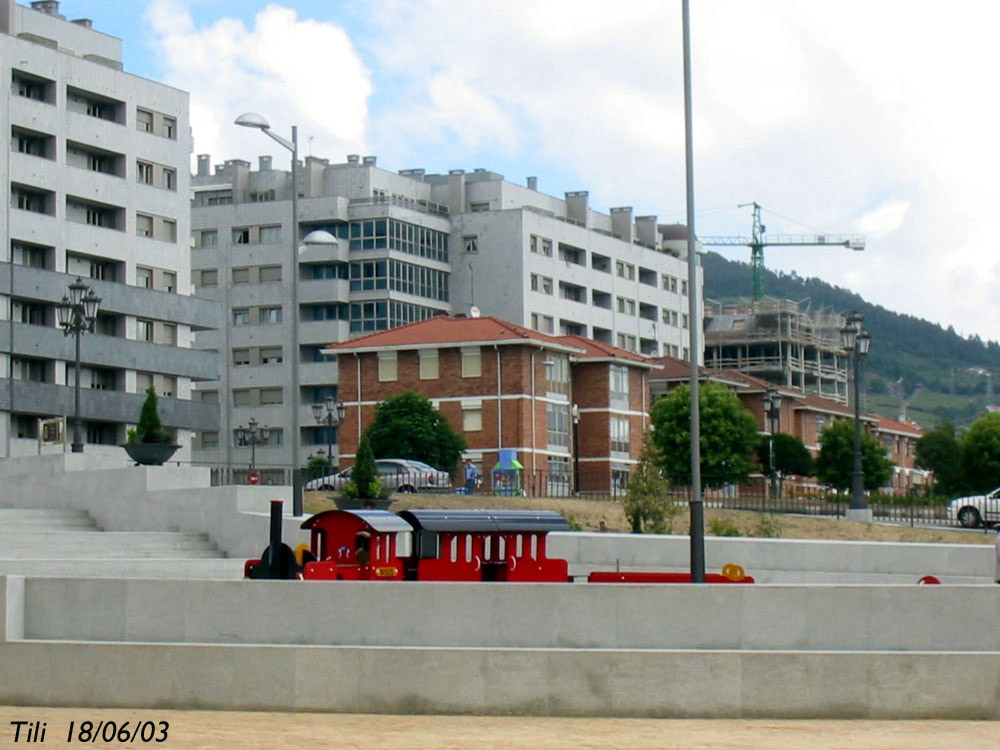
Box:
362 155 377 166
527 176 538 191
196 154 210 177
448 169 466 214
31 1 61 16
346 154 360 164
71 18 92 28
565 191 589 228
259 155 272 171
635 215 658 247
610 207 634 242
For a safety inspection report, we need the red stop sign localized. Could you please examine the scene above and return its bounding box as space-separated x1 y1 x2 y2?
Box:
248 471 260 485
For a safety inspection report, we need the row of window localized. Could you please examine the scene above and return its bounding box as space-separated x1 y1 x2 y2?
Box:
13 71 177 138
377 347 483 382
233 387 284 407
11 241 177 294
529 312 690 359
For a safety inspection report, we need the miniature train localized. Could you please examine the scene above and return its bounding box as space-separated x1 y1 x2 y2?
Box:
245 501 754 584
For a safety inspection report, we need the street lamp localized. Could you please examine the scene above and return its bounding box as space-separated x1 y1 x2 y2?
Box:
56 277 102 453
840 312 872 515
571 403 581 496
762 387 782 500
235 417 270 474
311 397 346 468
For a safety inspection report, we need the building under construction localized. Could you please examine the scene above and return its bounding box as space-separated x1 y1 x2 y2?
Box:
703 298 850 404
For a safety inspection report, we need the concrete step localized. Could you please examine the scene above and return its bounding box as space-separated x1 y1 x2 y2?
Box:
0 509 97 530
0 548 226 560
0 558 246 579
0 530 221 549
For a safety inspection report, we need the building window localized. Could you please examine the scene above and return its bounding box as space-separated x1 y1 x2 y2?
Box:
461 347 482 378
378 352 398 382
463 235 478 253
616 261 635 280
162 168 176 190
136 266 153 289
470 201 489 212
233 389 252 407
200 431 219 449
547 456 570 494
662 274 678 293
610 364 629 407
136 109 153 132
531 313 554 334
259 225 281 243
198 269 218 287
419 349 439 380
260 388 283 405
200 230 218 247
136 161 153 184
13 71 51 102
136 213 152 237
162 219 177 242
233 308 250 326
616 333 637 352
616 297 636 316
530 235 538 253
259 265 282 283
462 403 483 432
232 267 250 285
260 346 283 365
681 279 688 296
682 313 689 329
163 116 176 139
611 417 630 454
541 238 552 257
259 306 282 324
233 227 250 244
547 403 570 449
546 354 570 396
233 348 251 366
136 319 152 342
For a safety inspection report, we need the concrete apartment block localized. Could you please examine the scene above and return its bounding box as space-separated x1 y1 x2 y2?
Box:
191 153 701 475
0 0 219 460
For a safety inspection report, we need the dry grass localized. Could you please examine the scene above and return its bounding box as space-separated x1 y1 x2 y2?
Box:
304 491 993 545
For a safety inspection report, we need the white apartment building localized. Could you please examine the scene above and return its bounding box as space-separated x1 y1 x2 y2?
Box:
190 153 701 475
1 0 218 459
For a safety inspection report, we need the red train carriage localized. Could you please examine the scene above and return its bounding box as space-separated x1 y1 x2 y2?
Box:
299 509 412 581
397 509 571 582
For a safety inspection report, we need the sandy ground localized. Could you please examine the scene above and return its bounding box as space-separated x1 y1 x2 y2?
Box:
2 708 996 750
306 491 994 545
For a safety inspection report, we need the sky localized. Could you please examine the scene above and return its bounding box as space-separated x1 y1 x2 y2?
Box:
55 0 1000 343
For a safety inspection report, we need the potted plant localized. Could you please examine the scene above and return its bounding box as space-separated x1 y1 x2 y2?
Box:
123 386 180 465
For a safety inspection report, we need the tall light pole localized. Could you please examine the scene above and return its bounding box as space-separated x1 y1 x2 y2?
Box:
840 312 871 517
56 277 101 453
571 403 581 496
234 112 303 510
235 417 270 474
311 397 346 468
763 387 782 500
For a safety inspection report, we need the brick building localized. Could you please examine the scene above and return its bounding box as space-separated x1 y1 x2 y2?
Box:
649 358 928 495
324 315 655 494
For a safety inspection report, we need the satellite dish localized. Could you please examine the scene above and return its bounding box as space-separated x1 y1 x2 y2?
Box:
470 305 481 318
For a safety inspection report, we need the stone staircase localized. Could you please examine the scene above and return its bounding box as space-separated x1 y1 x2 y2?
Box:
0 508 245 579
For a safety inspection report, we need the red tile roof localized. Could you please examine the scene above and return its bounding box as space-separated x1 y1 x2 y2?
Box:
871 414 923 437
323 315 584 354
557 335 656 368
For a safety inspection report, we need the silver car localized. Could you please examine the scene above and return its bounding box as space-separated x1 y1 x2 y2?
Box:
947 487 1000 528
306 458 451 493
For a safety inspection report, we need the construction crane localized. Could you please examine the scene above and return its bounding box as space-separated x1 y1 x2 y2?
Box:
700 202 865 301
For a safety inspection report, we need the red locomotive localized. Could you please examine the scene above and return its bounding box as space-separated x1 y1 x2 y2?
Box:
245 501 754 584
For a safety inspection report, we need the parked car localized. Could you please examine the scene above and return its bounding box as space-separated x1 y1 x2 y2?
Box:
946 487 1000 528
305 459 451 494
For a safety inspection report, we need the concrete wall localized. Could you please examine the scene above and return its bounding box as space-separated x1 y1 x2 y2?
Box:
4 575 1000 718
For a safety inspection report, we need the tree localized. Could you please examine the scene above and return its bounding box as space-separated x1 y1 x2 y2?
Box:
365 392 466 475
129 386 171 444
649 382 760 489
757 433 815 478
307 454 332 481
622 431 680 533
961 413 1000 494
915 422 964 496
352 433 378 499
815 419 894 492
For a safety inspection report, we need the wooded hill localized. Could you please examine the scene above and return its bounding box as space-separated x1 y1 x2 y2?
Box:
701 251 1000 430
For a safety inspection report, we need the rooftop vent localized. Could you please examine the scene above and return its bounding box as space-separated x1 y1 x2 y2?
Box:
346 154 360 164
30 1 61 16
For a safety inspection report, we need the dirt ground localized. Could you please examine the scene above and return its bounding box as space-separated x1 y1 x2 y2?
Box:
2 708 996 750
305 491 994 545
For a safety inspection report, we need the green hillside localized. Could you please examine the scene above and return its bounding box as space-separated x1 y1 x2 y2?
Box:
702 252 999 429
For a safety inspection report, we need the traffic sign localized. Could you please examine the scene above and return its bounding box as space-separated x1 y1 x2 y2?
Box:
248 471 260 485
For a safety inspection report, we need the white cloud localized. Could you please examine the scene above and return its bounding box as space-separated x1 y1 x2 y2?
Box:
857 199 909 239
145 0 372 170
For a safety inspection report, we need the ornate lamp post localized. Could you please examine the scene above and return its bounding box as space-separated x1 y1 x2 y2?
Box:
235 417 270 474
56 277 102 453
311 397 346 468
762 387 782 500
840 312 872 514
571 403 581 496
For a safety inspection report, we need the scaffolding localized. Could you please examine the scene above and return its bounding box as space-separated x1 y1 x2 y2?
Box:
704 298 849 404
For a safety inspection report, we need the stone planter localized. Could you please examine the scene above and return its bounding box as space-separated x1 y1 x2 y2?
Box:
123 442 180 466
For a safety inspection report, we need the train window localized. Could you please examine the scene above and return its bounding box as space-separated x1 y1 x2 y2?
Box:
484 537 492 561
516 535 523 557
530 534 538 560
396 532 412 558
498 537 506 560
465 534 473 563
450 536 457 563
374 538 381 561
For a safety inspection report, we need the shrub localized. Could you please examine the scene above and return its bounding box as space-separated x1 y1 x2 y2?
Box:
752 514 782 538
353 434 377 499
708 517 742 537
128 386 171 444
307 455 332 481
